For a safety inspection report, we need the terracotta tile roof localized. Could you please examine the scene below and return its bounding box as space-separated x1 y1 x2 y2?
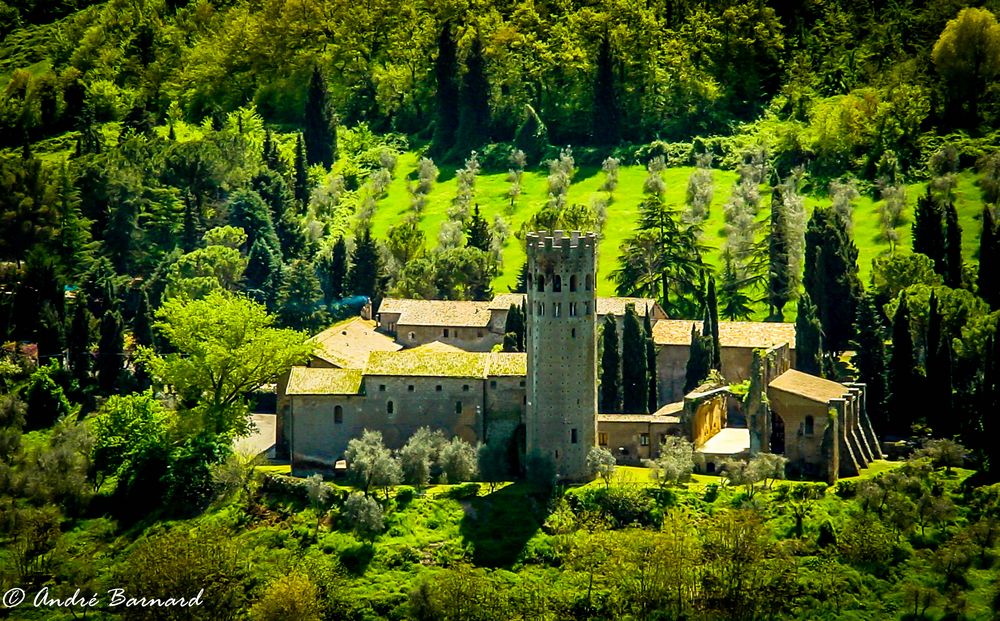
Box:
286 367 363 395
596 297 660 318
488 352 527 376
365 350 491 378
488 293 526 311
654 401 684 417
652 320 797 350
597 413 682 424
768 369 849 404
310 317 402 368
379 299 493 328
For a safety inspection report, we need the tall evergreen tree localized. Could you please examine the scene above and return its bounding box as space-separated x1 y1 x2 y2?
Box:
228 189 281 259
511 260 529 294
982 327 1000 475
503 304 525 352
979 206 999 309
644 311 658 413
600 315 621 413
767 186 792 320
262 128 284 174
912 187 946 276
466 204 491 252
97 309 123 393
348 228 382 301
133 289 155 348
293 133 310 206
277 259 328 333
318 237 348 304
684 324 714 393
705 276 722 371
591 32 620 145
925 292 954 436
74 103 102 157
795 292 823 376
244 238 283 312
622 305 648 413
181 193 202 253
803 207 862 353
67 292 94 385
454 36 491 155
944 202 963 289
888 293 920 436
431 21 460 156
852 293 889 432
304 66 336 169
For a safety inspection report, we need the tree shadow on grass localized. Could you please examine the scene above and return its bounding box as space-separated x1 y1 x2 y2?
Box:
458 481 551 567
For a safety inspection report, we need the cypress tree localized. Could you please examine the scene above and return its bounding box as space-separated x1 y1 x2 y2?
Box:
979 206 999 309
181 193 201 253
245 238 283 312
317 237 348 304
431 21 459 156
228 189 281 259
67 293 94 385
502 332 518 352
97 309 123 394
803 207 862 353
684 323 713 393
705 276 722 371
454 36 491 156
795 292 823 376
888 293 920 436
74 103 102 157
262 128 284 174
466 204 491 252
852 293 889 433
644 310 658 413
304 66 336 169
768 186 791 320
503 304 525 352
133 289 155 348
622 304 648 413
591 32 619 145
511 260 529 294
600 315 621 413
925 292 954 436
347 227 382 301
944 202 963 289
293 133 310 206
983 327 1000 475
912 187 946 276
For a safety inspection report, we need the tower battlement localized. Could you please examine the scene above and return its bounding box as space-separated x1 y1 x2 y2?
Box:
526 230 597 253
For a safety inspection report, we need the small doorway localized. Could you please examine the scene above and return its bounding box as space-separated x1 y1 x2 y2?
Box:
770 413 786 454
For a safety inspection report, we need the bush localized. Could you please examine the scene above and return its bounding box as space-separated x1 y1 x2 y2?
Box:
835 479 858 499
445 482 480 500
704 483 720 503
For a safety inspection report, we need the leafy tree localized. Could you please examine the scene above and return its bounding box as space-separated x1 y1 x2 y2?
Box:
600 315 621 413
304 66 336 168
796 292 823 376
277 259 328 333
852 294 889 432
23 362 71 431
345 430 401 496
889 292 921 436
644 436 695 488
587 446 617 488
979 206 999 309
622 304 648 413
347 227 382 301
803 206 862 353
91 391 172 494
228 189 281 259
932 7 1000 128
399 427 445 488
477 441 509 493
454 36 491 155
250 573 322 621
591 32 619 145
914 438 966 474
165 228 249 301
433 246 494 301
146 291 313 436
439 436 477 483
343 492 385 541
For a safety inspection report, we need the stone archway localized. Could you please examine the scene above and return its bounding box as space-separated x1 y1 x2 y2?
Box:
770 412 786 454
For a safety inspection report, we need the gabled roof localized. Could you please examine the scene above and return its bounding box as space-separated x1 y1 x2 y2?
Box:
652 320 797 350
596 297 663 319
286 367 363 395
365 350 491 378
378 299 493 328
768 369 848 404
310 317 402 368
488 352 527 376
409 341 467 354
488 293 526 311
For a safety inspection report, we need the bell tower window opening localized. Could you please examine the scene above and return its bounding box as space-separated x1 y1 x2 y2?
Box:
570 275 577 292
554 302 561 317
537 275 545 292
553 275 562 292
387 401 394 415
585 274 593 290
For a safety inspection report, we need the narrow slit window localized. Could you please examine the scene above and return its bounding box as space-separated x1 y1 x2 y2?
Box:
334 405 343 424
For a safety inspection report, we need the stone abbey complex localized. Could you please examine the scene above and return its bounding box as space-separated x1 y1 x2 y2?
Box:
280 231 881 483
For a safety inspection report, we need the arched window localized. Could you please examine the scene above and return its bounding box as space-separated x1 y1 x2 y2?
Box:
570 275 578 292
527 273 533 289
804 415 815 435
334 405 343 424
553 275 562 292
537 275 545 292
455 401 462 414
387 401 394 415
585 274 593 290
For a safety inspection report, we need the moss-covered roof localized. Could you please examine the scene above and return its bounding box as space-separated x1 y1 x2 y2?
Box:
365 350 491 378
286 367 363 395
488 352 527 376
309 317 402 368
